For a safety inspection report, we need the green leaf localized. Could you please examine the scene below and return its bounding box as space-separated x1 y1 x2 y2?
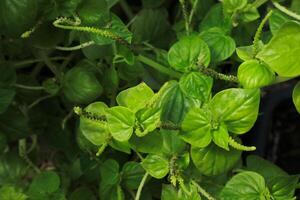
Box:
181 108 212 148
116 82 154 113
63 67 103 104
293 81 300 113
42 78 60 95
0 63 17 87
168 35 210 72
237 60 275 89
79 102 110 145
107 106 136 141
141 154 169 179
269 10 291 35
0 0 38 37
129 131 163 154
236 42 264 61
70 187 96 200
0 186 27 200
115 45 135 65
191 144 241 176
135 107 161 137
222 0 247 14
90 14 132 45
267 175 299 200
200 28 236 63
210 88 260 134
212 123 229 151
161 130 187 156
100 159 120 185
161 184 201 200
109 139 131 154
199 4 232 34
101 66 119 96
239 5 260 23
29 171 60 196
220 171 269 200
257 21 300 77
179 72 213 101
121 161 145 190
0 89 15 114
77 0 108 25
131 8 172 46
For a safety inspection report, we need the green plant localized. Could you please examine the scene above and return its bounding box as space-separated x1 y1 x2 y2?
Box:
0 0 300 199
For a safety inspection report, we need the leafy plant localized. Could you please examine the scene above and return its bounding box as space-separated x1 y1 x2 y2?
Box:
0 0 300 199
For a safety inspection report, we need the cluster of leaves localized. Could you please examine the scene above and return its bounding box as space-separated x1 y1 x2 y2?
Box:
1 0 300 199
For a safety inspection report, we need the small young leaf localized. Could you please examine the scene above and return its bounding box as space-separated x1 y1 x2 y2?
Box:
179 72 213 101
107 106 136 141
116 82 154 113
168 35 210 72
141 154 169 179
200 28 236 63
237 59 275 89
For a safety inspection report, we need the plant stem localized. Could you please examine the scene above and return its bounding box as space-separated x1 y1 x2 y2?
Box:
252 0 268 8
253 10 273 56
198 65 239 83
13 57 66 69
14 84 44 91
56 41 95 51
96 142 108 156
179 0 190 34
19 139 41 173
135 172 149 200
39 51 61 81
119 0 134 20
191 180 216 200
137 55 181 78
273 2 300 21
28 95 54 110
188 0 198 25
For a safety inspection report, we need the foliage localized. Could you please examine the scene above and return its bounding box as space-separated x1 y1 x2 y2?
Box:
0 0 300 199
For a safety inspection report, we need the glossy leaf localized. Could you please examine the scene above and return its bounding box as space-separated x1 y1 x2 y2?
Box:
129 131 163 154
116 82 154 113
292 81 300 113
220 171 269 200
63 67 103 104
257 21 300 77
168 35 210 72
77 0 108 25
200 28 236 63
222 0 247 14
210 88 260 134
29 171 60 196
237 59 275 89
161 130 187 156
269 10 291 35
268 175 299 200
141 154 169 179
191 144 241 176
79 102 109 145
107 106 136 141
121 161 145 190
135 107 161 136
199 4 232 33
181 108 212 148
179 72 213 101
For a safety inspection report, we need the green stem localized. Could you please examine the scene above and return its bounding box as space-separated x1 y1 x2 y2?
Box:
135 172 149 200
228 136 256 151
96 142 108 156
19 139 41 173
252 0 269 8
14 84 44 91
198 65 239 83
273 2 300 21
28 95 54 110
191 180 216 200
61 109 74 130
253 10 273 56
13 57 66 69
119 0 134 19
39 51 61 80
137 55 181 78
188 0 198 25
56 41 95 51
179 0 190 34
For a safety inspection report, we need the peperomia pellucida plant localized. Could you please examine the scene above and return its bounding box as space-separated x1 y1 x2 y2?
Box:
0 0 300 199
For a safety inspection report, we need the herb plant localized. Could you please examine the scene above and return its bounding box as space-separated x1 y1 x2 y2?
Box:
0 0 300 199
